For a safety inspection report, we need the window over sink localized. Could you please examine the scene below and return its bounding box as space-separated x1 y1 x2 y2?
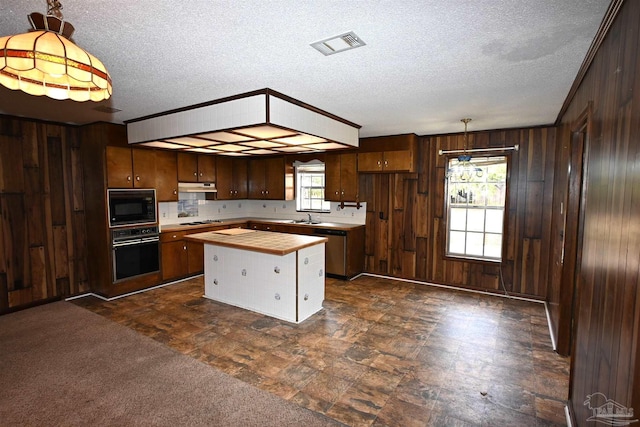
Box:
294 160 331 213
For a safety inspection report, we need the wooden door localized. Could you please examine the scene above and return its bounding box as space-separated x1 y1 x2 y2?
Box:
357 152 383 172
232 158 248 199
264 157 285 200
383 150 413 172
106 146 133 188
324 153 342 201
248 158 266 199
131 149 156 188
155 151 178 202
177 152 198 182
161 240 188 280
187 241 205 274
340 153 358 201
557 119 588 356
197 155 216 183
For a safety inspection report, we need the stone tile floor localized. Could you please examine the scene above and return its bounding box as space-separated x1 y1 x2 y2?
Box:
73 275 570 426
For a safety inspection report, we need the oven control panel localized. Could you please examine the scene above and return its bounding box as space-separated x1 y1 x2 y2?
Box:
112 225 159 243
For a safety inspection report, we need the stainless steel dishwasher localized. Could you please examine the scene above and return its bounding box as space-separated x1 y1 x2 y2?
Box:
314 228 347 277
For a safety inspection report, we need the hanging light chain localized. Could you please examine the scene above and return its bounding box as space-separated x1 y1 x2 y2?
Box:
47 0 64 19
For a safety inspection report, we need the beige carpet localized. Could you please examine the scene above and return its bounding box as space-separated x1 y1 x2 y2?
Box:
0 301 344 426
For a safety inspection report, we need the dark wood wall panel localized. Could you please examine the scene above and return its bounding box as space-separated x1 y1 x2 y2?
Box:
0 116 89 313
554 1 640 424
360 126 556 298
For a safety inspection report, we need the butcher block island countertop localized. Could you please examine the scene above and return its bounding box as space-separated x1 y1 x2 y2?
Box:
184 229 328 256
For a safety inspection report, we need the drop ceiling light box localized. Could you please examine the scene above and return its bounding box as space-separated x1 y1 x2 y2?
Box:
126 89 360 156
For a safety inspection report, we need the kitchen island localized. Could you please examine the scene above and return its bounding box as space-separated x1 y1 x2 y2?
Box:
185 229 328 323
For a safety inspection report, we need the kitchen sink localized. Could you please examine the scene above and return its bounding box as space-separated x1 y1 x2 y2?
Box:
179 219 224 226
292 219 322 225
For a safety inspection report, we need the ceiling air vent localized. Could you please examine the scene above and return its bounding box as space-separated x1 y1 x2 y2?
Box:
310 31 366 56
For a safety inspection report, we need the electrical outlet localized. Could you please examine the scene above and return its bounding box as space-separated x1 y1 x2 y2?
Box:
162 212 166 218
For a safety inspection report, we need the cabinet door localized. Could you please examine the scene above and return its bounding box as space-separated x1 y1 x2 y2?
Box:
324 153 342 202
132 149 156 188
264 157 285 200
106 146 133 188
232 158 248 199
383 150 413 172
357 152 383 172
161 240 188 280
215 156 233 199
197 155 216 183
340 153 358 201
155 151 178 202
177 152 198 182
247 158 266 199
187 241 205 274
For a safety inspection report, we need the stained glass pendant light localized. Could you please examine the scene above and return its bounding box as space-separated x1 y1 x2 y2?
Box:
446 118 484 181
0 0 112 102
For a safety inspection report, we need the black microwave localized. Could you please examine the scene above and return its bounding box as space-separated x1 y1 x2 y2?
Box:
107 189 157 227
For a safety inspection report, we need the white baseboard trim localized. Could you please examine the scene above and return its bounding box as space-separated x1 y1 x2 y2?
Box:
64 275 202 302
544 301 558 351
359 272 544 303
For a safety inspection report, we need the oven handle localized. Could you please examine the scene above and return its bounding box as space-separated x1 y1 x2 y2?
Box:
112 236 159 248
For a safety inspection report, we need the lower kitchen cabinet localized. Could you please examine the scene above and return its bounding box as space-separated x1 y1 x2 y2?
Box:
161 232 188 281
160 225 229 281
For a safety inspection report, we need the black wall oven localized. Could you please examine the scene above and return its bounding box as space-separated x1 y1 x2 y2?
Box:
108 189 156 228
112 226 160 282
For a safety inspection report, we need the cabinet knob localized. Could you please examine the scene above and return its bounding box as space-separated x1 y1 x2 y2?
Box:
213 278 218 285
274 293 281 300
341 191 345 195
213 255 218 261
274 266 280 274
183 245 187 250
304 294 309 301
127 175 131 182
242 269 247 276
199 172 203 177
319 269 323 277
193 172 197 176
173 189 177 195
172 234 177 238
304 257 309 265
136 175 140 181
265 190 269 195
377 160 381 166
335 191 339 195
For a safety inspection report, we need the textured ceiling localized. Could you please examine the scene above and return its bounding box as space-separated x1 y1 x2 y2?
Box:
0 0 610 137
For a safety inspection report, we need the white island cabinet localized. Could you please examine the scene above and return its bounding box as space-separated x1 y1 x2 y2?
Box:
185 229 327 323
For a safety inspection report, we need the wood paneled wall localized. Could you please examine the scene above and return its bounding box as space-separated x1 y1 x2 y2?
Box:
556 0 640 424
360 126 556 298
0 116 88 313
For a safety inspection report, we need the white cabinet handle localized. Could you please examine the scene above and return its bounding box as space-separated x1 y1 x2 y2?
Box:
274 266 280 274
304 257 309 265
242 269 247 276
304 294 309 301
213 255 218 261
136 175 141 181
213 278 218 285
274 293 281 300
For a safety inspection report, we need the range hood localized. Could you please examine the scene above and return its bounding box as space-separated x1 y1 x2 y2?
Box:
178 182 217 193
125 88 360 156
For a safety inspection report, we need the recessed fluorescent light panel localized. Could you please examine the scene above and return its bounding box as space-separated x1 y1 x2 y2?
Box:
311 31 366 56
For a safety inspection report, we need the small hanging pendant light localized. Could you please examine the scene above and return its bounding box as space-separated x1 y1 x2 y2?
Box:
0 0 112 102
446 118 484 181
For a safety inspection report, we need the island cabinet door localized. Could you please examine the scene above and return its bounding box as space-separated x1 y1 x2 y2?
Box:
250 252 297 322
297 244 326 322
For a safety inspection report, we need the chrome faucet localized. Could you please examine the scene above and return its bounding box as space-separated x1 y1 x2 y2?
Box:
307 213 312 223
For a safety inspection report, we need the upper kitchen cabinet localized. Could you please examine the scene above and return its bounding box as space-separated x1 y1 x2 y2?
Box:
248 156 288 200
106 146 156 188
155 150 178 202
216 157 248 200
177 152 216 183
325 152 358 202
357 134 417 173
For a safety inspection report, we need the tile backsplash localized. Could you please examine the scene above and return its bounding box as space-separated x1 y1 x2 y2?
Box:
158 194 366 227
